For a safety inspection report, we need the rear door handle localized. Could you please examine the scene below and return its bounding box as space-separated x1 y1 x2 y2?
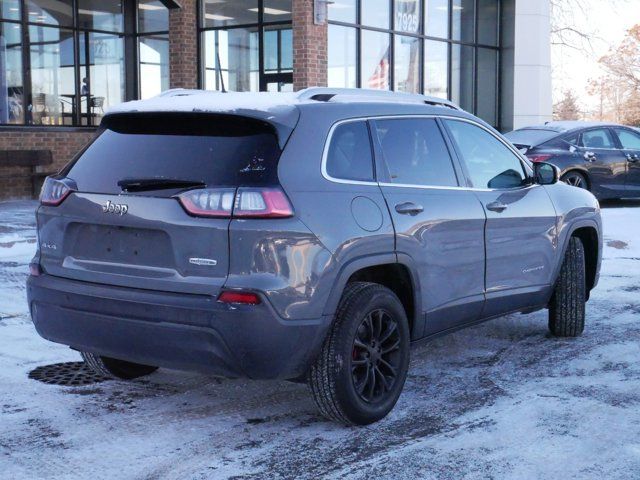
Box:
584 151 597 162
486 201 508 213
395 202 424 215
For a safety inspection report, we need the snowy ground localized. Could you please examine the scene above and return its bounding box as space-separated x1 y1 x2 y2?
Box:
1 199 640 480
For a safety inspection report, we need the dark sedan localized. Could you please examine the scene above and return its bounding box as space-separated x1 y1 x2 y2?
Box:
505 121 640 200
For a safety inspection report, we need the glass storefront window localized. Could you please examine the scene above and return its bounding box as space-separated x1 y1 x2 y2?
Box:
477 48 497 124
394 35 420 93
362 0 389 29
202 0 259 28
452 0 475 43
28 26 75 125
1 0 21 21
394 0 420 34
424 0 447 39
0 21 23 124
203 28 259 92
26 0 73 27
424 39 447 99
138 0 169 33
139 34 169 99
451 43 474 112
264 0 292 22
361 30 390 90
478 0 499 46
77 0 123 32
328 0 356 24
78 32 125 125
328 24 356 88
264 26 292 73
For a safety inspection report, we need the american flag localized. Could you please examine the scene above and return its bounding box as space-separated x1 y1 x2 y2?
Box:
368 47 390 90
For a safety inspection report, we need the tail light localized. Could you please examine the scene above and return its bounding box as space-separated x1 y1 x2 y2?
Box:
178 187 293 219
527 154 553 163
40 177 73 206
218 290 261 305
29 262 42 276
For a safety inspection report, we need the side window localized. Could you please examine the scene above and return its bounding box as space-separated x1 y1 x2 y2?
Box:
375 118 458 187
326 121 375 182
581 129 616 149
614 128 640 150
445 119 527 189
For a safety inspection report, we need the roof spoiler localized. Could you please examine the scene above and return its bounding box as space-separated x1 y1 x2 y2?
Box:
296 87 462 110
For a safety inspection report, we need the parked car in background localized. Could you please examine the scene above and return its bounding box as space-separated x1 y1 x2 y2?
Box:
505 121 640 199
27 89 602 426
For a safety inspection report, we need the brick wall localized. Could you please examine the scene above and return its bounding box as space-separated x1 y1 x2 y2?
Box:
169 0 198 89
292 0 328 90
0 130 96 200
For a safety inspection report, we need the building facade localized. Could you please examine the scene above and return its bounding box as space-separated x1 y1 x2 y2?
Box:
0 0 551 199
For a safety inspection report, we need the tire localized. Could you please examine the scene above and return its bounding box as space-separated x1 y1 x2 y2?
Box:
548 237 586 337
562 171 589 191
81 352 158 380
308 282 410 425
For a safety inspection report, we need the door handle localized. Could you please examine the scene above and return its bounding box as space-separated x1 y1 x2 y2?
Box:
395 202 424 215
627 154 639 163
584 151 597 162
486 201 508 213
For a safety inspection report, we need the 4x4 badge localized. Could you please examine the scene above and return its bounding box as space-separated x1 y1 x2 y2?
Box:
102 200 129 216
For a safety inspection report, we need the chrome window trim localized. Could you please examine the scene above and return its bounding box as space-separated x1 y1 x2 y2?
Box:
320 114 534 191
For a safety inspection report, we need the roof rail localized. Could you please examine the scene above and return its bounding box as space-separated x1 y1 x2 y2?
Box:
296 87 461 110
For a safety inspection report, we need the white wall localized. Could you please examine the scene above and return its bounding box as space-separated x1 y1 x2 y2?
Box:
511 0 553 129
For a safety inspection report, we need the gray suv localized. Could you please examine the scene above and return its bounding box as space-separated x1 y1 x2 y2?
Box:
27 88 602 425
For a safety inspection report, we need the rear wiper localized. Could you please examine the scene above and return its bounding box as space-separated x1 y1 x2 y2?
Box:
117 178 206 192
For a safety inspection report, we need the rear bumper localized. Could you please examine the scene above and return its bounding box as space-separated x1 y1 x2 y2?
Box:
27 274 331 380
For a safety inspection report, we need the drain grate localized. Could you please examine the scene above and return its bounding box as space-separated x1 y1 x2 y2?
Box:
29 362 109 386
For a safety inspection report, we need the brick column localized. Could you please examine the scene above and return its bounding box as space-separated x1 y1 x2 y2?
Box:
169 0 198 89
292 0 328 91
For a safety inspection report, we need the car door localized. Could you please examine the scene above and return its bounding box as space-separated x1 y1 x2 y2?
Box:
373 117 486 336
612 127 640 196
578 128 628 198
442 118 558 318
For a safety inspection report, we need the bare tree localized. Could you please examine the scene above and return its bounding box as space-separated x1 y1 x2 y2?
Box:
550 0 595 52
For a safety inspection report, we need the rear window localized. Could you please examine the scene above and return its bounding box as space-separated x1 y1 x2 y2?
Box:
63 113 282 195
504 128 559 148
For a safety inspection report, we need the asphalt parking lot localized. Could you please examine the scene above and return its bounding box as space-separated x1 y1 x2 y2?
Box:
1 200 640 480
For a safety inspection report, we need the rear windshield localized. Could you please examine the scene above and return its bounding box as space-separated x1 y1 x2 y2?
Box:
504 128 559 148
63 113 282 195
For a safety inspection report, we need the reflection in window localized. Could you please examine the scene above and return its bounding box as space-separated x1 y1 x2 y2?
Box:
394 35 420 93
1 0 21 20
328 0 356 23
28 26 75 125
138 0 169 33
394 0 420 34
264 26 292 74
478 0 499 46
361 30 390 90
451 43 474 112
328 25 356 88
425 0 448 38
203 29 259 92
26 0 73 27
202 0 259 28
79 32 125 125
264 0 292 22
0 22 23 124
139 35 169 99
77 0 123 32
424 40 447 99
451 0 474 43
477 48 497 125
362 0 389 29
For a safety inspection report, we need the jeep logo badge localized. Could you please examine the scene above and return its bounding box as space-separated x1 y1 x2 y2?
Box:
102 200 129 216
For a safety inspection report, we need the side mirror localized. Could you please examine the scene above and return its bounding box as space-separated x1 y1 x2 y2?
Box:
534 162 560 185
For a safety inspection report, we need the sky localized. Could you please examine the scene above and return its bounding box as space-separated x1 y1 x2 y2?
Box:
551 0 640 112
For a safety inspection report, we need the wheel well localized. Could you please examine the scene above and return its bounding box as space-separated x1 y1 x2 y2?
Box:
563 169 591 190
572 227 598 293
347 264 416 334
